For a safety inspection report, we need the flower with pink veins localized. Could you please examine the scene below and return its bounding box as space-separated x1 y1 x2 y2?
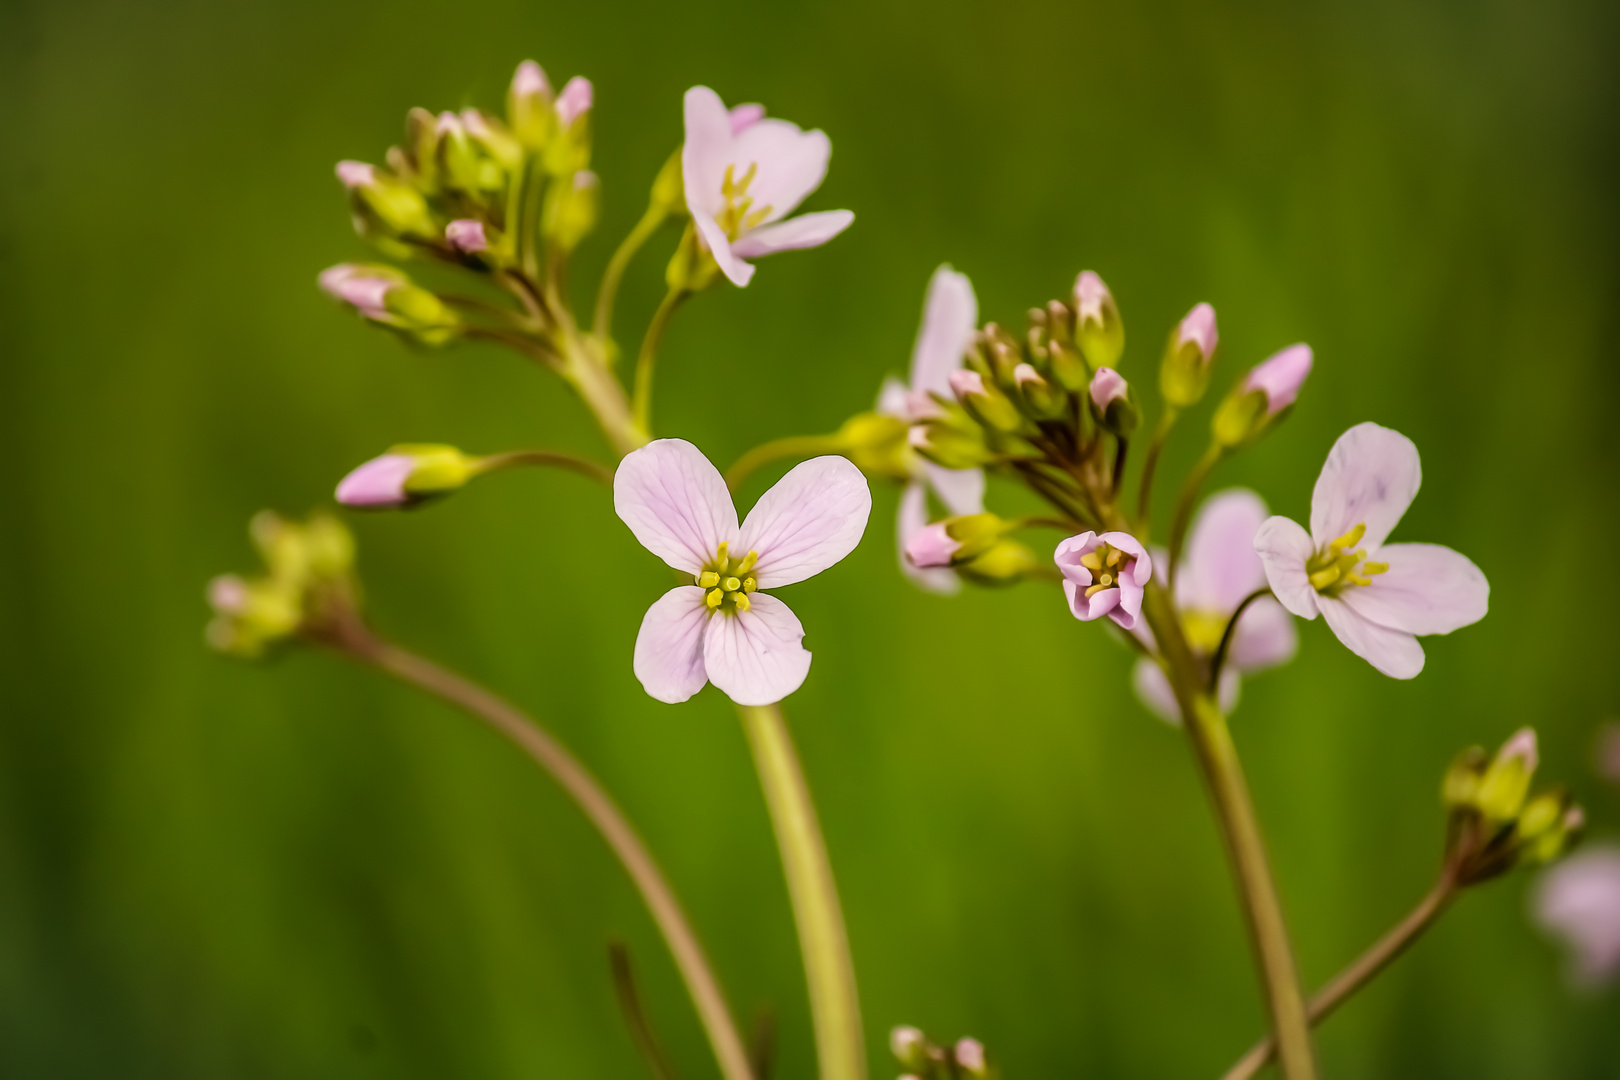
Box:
1054 531 1153 630
1253 422 1488 678
875 265 985 594
1131 490 1298 723
1534 844 1620 988
616 439 871 706
681 86 854 287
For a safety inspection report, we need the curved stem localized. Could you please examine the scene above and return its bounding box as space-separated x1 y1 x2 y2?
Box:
724 435 844 491
1207 588 1273 694
1135 408 1178 532
1112 436 1130 496
610 942 680 1080
1166 444 1223 588
633 287 690 435
738 702 865 1080
329 627 754 1080
1223 872 1459 1080
595 204 670 342
477 449 615 486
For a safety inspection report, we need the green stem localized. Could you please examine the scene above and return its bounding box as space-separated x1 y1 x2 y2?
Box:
559 330 650 457
610 942 680 1080
1206 587 1273 694
519 159 548 282
1166 444 1223 588
1135 407 1178 532
633 287 690 435
595 204 670 342
476 449 616 486
724 435 845 491
738 702 865 1080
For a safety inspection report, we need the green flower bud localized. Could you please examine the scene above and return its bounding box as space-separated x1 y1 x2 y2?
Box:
1442 746 1488 809
836 412 912 481
651 147 686 216
956 538 1040 587
910 409 993 470
542 170 601 254
666 223 722 292
1073 271 1124 372
1476 728 1538 822
948 369 1024 433
335 445 481 510
508 60 556 151
1159 302 1218 408
210 512 360 658
337 161 437 242
1013 363 1066 420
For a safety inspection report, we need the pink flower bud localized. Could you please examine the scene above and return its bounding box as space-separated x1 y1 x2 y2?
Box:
208 574 250 615
318 265 394 320
729 103 766 134
947 369 987 401
1500 727 1539 773
954 1038 986 1075
555 76 593 127
1013 363 1044 388
889 1027 925 1061
1089 366 1128 411
435 110 464 137
512 60 551 101
1074 270 1112 325
335 161 376 189
904 522 960 568
335 454 417 509
445 219 488 253
1177 302 1218 362
907 426 932 450
1243 344 1313 414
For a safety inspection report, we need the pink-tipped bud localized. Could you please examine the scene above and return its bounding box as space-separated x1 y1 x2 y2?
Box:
948 369 987 401
1500 727 1540 773
729 103 766 135
890 1026 926 1063
1177 302 1218 362
1089 366 1128 411
907 425 932 450
953 1038 987 1076
318 265 395 319
335 454 417 509
1013 363 1044 388
445 219 488 253
511 60 551 102
1244 344 1313 414
905 523 961 568
335 160 376 189
1074 270 1112 326
435 110 465 137
555 76 593 127
208 574 250 615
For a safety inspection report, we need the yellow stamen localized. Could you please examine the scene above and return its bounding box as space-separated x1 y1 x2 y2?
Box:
1105 547 1123 567
1331 523 1366 551
705 588 724 609
1080 552 1103 571
736 550 759 574
723 576 742 592
733 592 751 613
743 204 774 229
1344 573 1372 587
1308 565 1342 590
699 571 720 588
1084 582 1110 599
714 540 730 565
1362 561 1389 575
742 577 757 593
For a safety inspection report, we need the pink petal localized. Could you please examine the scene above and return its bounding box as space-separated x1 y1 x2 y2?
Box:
738 456 871 588
729 209 854 258
702 594 813 706
875 376 910 419
1074 270 1112 324
1227 597 1298 672
555 76 593 127
1177 302 1218 359
729 118 831 223
1089 367 1127 411
729 103 766 134
897 482 959 594
335 454 415 508
1253 516 1319 619
614 439 739 575
1132 659 1181 724
693 211 755 287
908 266 978 400
681 86 733 218
445 219 488 253
1178 489 1270 614
1318 596 1425 678
1064 578 1121 623
335 160 375 189
1337 542 1488 637
1053 531 1099 587
1535 845 1620 987
512 60 551 101
632 587 712 703
904 522 959 569
1244 344 1313 414
922 462 985 517
1310 422 1421 550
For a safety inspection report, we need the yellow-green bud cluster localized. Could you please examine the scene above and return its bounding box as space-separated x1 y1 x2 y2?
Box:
1441 730 1585 886
205 512 358 658
835 412 913 481
889 1026 994 1080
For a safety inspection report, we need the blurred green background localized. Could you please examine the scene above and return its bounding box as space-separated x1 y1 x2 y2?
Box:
3 0 1618 1076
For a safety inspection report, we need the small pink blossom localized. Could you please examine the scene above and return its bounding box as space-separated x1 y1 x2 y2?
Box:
335 454 416 508
318 264 395 320
953 1039 986 1075
445 219 488 253
1253 422 1488 678
555 76 593 127
889 1027 925 1061
681 86 854 287
1177 302 1218 362
616 440 871 706
1244 344 1313 414
335 160 375 189
1534 844 1620 987
904 523 960 569
1054 531 1153 630
1089 367 1127 411
1074 270 1112 326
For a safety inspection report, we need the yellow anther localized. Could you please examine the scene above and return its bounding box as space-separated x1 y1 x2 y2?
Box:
1362 561 1389 575
714 540 730 564
1080 552 1103 571
1308 565 1342 590
743 204 774 229
733 592 751 613
1083 582 1110 599
1105 547 1123 568
742 577 757 593
1098 572 1114 587
699 571 720 588
705 588 724 609
1330 523 1366 551
1344 573 1372 587
723 576 742 592
736 550 759 574
722 161 757 197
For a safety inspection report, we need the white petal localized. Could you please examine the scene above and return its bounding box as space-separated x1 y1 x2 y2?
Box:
1178 489 1270 614
632 587 712 704
738 456 872 588
1339 543 1489 636
909 266 978 400
922 461 985 517
898 482 959 595
876 376 910 419
702 594 813 706
1310 422 1421 550
694 211 755 287
1227 597 1298 672
729 119 830 222
680 86 732 218
1318 596 1425 678
730 210 854 258
1253 516 1319 619
614 439 739 574
1132 659 1181 724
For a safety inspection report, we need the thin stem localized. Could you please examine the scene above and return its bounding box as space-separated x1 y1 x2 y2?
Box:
1223 872 1460 1080
465 327 562 369
557 329 650 457
725 435 844 491
633 287 690 434
1135 407 1178 532
519 159 548 282
477 449 615 486
1166 444 1223 588
595 204 670 342
610 941 680 1080
738 702 865 1080
327 627 754 1080
1207 588 1273 694
1112 436 1130 497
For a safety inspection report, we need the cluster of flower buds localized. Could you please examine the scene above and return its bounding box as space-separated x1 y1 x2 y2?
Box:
890 1025 993 1080
1441 728 1584 885
205 512 358 657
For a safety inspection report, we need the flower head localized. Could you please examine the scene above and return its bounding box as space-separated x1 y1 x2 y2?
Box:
681 86 854 287
1534 844 1620 987
1253 422 1489 678
615 440 871 706
1244 343 1313 415
1054 531 1152 630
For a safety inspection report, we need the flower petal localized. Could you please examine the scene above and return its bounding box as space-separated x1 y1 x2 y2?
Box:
876 376 910 419
680 86 732 218
1253 516 1319 619
730 210 854 258
1178 488 1270 614
702 594 813 706
1534 844 1620 987
614 439 739 574
922 461 985 517
1310 422 1421 550
729 118 831 222
897 482 959 595
1132 659 1181 724
909 266 978 400
694 211 755 287
1318 596 1425 678
738 456 871 588
1338 542 1489 636
632 587 712 703
1227 597 1298 672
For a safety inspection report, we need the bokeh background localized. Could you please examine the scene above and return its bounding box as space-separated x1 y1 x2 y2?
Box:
3 0 1619 1076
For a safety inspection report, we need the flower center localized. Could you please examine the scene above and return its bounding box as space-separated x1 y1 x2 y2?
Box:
1181 609 1228 653
698 541 760 615
717 163 773 241
1078 542 1132 600
1305 522 1389 596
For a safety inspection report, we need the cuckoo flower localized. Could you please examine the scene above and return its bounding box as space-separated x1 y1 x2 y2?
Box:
1534 844 1620 987
1054 531 1153 630
1253 422 1488 678
876 265 985 594
1132 490 1298 722
615 440 871 706
681 86 854 287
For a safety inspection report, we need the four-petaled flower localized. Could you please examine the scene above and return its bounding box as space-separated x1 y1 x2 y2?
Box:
682 86 855 288
1054 531 1153 630
616 439 871 706
876 265 986 594
1254 422 1489 678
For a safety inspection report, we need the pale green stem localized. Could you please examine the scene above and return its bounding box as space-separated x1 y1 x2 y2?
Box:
595 204 670 342
1166 444 1223 588
633 287 690 435
475 449 615 487
1135 407 1178 532
738 702 866 1080
724 435 845 491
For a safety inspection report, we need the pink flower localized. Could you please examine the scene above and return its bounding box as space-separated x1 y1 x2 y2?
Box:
1253 422 1489 678
1089 366 1127 411
681 86 854 287
334 453 416 508
318 264 395 320
615 440 871 706
1177 302 1218 363
1244 343 1313 414
1534 844 1620 987
1054 531 1153 630
445 219 488 253
555 76 593 127
875 266 985 594
1132 490 1298 723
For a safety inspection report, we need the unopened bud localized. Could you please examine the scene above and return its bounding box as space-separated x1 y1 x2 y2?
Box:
1074 270 1124 371
948 369 1023 432
956 538 1040 586
651 147 686 216
319 264 458 343
445 219 488 253
335 160 436 240
555 76 593 128
335 445 479 510
461 108 524 171
1442 746 1489 809
836 412 912 480
1013 363 1064 419
436 111 504 195
890 1026 929 1070
544 76 594 176
953 1038 987 1077
1089 366 1139 435
1477 727 1538 821
508 59 555 149
905 513 1009 568
542 170 600 253
1160 302 1219 408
